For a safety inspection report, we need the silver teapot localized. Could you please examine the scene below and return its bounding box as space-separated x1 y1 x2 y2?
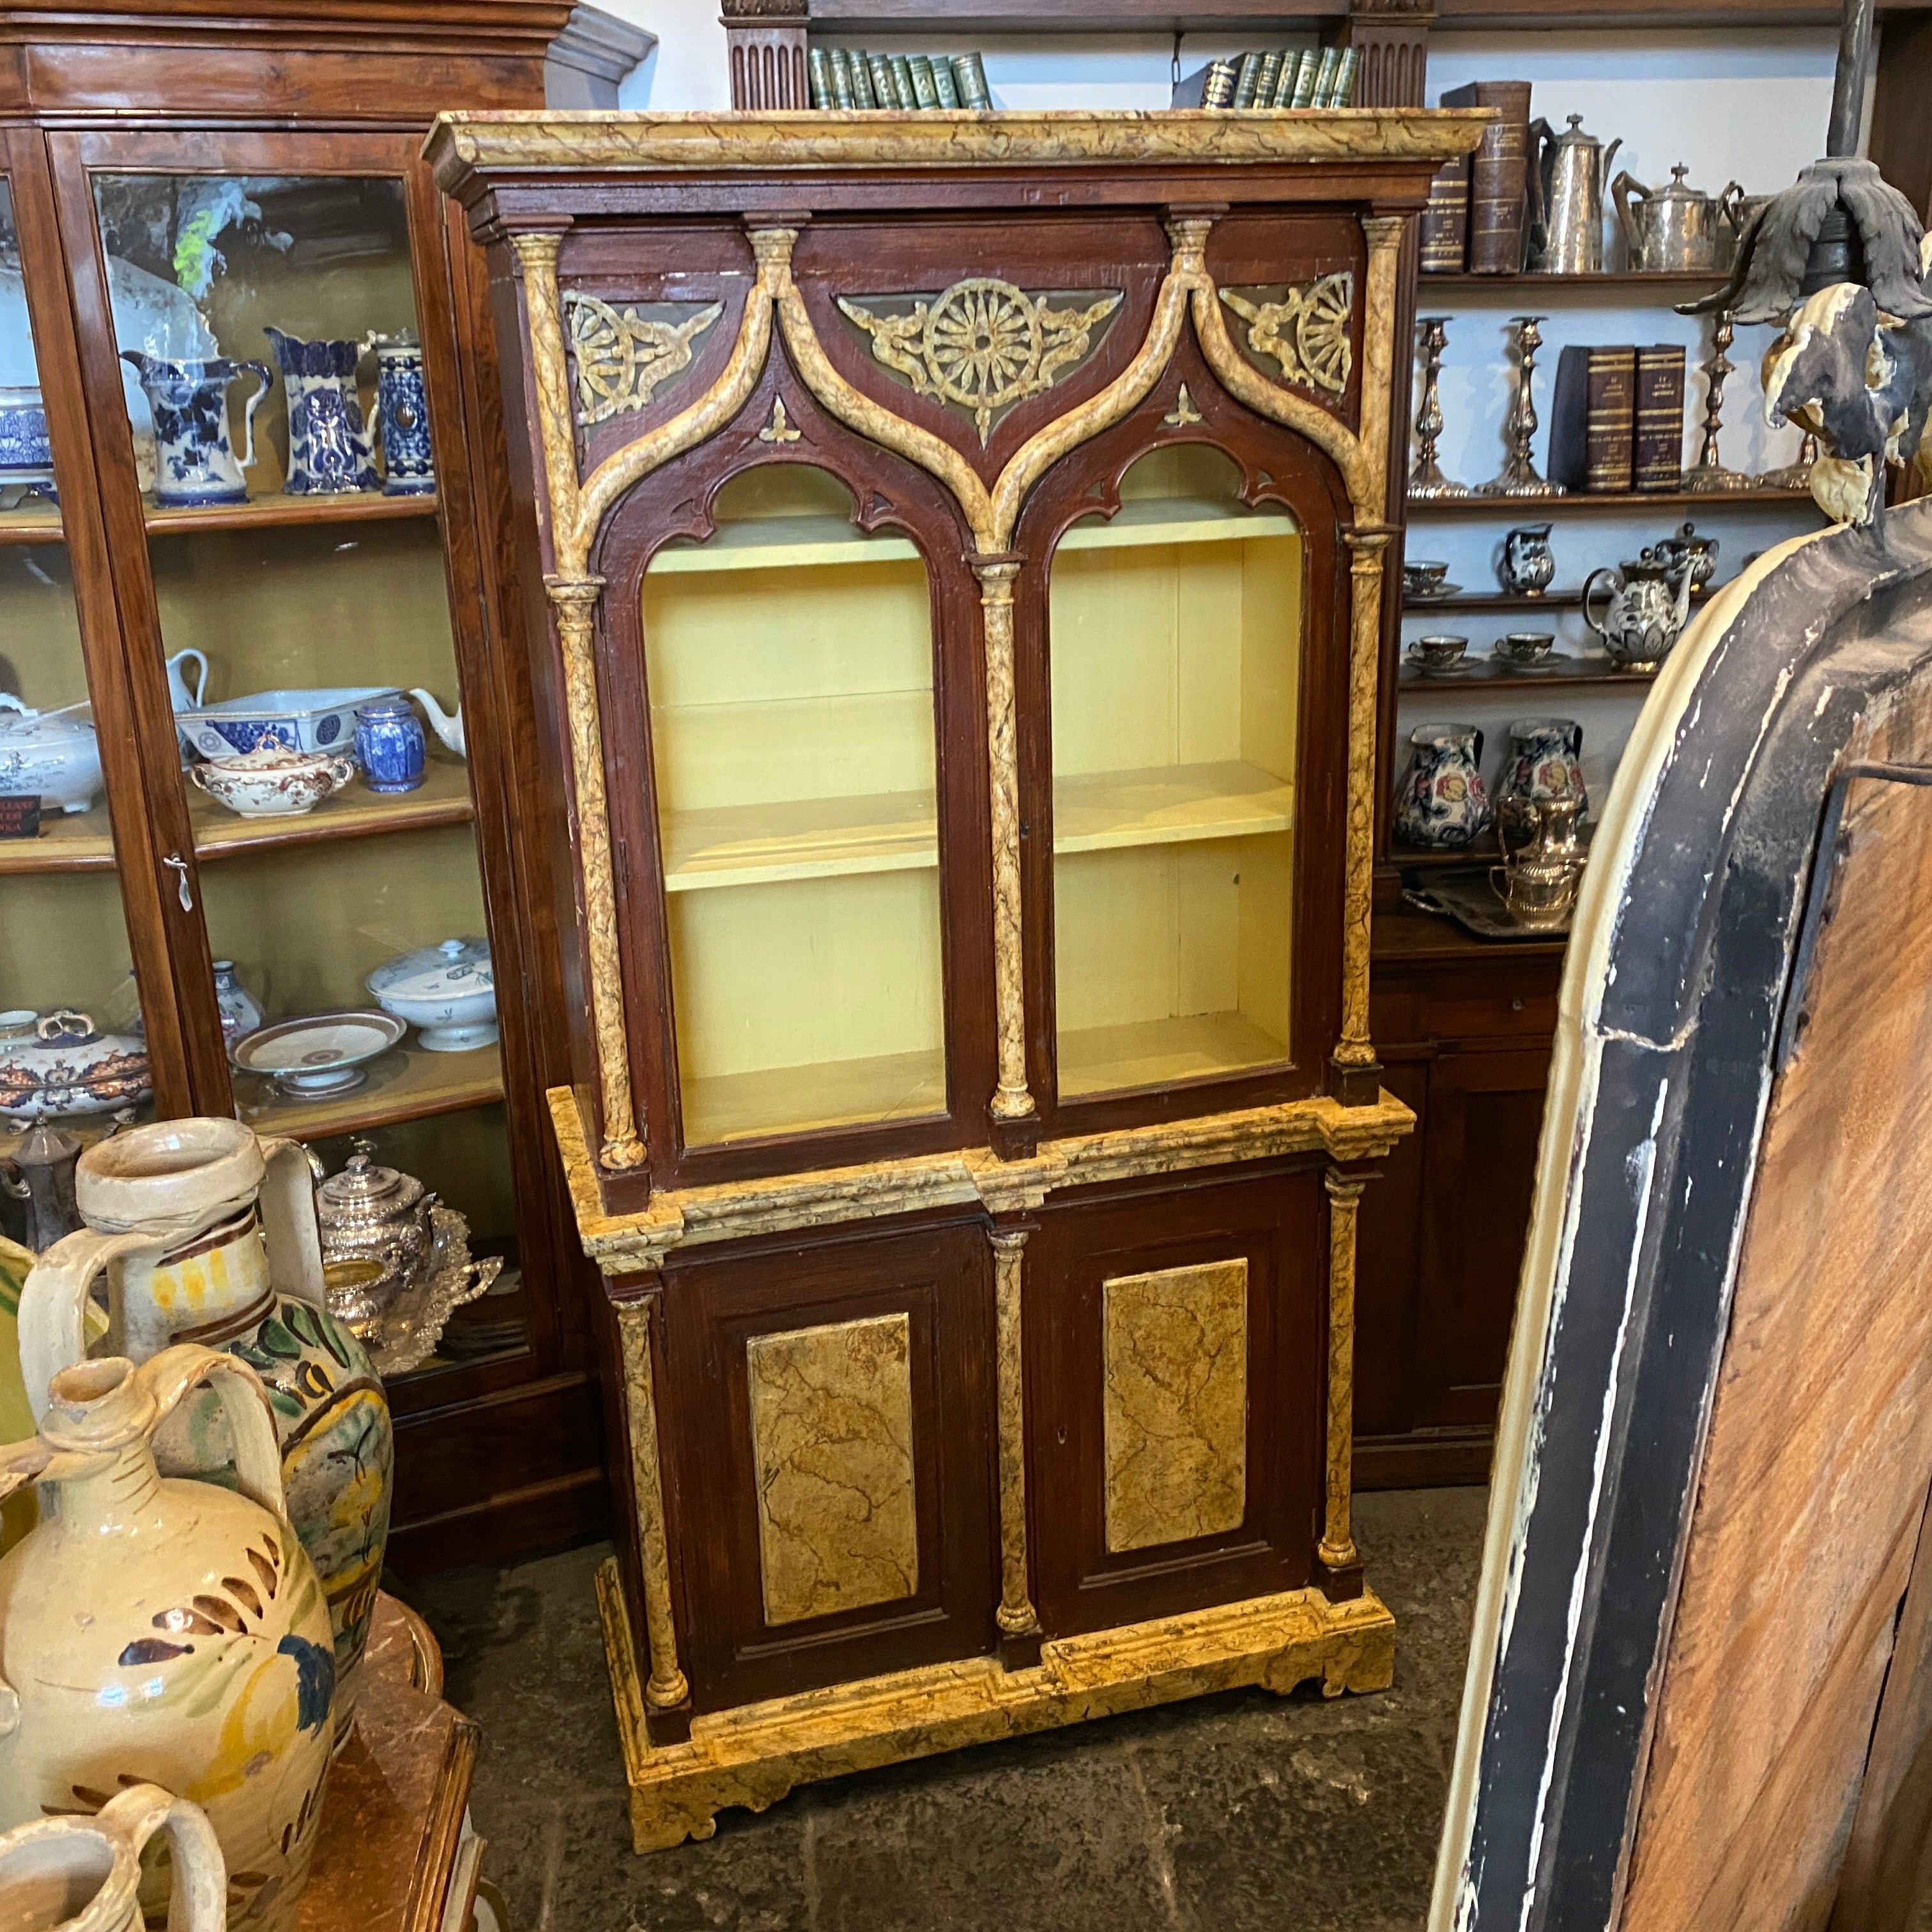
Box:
312 1137 437 1339
1611 164 1740 272
1528 114 1621 274
1583 549 1695 670
1491 797 1587 931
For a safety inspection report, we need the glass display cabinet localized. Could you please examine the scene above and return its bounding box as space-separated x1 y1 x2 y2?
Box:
434 105 1483 1852
0 2 610 1570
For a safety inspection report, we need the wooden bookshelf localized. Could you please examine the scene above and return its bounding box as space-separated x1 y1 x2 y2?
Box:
1408 487 1816 517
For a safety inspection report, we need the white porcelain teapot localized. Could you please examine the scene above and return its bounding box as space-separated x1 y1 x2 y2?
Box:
0 696 101 814
408 688 464 759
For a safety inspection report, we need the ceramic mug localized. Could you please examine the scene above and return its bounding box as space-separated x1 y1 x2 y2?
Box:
0 1786 225 1932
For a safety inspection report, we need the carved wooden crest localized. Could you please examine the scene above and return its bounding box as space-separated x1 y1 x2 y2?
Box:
1220 273 1354 396
565 293 724 425
837 279 1123 443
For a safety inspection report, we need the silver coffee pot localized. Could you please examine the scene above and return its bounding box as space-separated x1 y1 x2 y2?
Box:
1611 164 1741 272
1528 115 1622 274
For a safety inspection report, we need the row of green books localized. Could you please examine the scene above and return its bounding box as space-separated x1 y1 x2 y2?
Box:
1175 46 1361 110
806 49 993 111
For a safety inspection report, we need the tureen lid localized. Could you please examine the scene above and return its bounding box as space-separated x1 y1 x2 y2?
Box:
0 695 96 743
201 733 337 772
366 937 493 1000
317 1137 425 1226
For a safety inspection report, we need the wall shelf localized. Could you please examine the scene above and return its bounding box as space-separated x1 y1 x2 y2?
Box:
1399 651 1659 692
1417 270 1728 298
1409 487 1815 517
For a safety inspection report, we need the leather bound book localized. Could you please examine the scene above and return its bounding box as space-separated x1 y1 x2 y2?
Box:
1441 80 1532 272
1421 157 1470 272
1254 50 1285 108
1231 52 1264 107
1549 345 1636 493
1634 344 1688 491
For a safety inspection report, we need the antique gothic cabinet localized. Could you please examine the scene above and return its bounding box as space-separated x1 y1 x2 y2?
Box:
430 105 1485 1849
0 1 645 1568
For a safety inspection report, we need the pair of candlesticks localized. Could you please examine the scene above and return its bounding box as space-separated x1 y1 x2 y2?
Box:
1408 312 1818 501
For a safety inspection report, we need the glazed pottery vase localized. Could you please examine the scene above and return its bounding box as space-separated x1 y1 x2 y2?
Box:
352 695 425 794
364 333 434 496
0 1347 335 1932
0 1783 225 1932
263 330 376 497
1498 523 1556 597
17 1119 392 1745
1496 716 1588 855
118 355 271 509
1395 723 1491 850
211 962 264 1050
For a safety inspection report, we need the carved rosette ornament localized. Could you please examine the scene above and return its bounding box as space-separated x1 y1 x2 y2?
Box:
838 280 1123 443
565 293 723 425
1220 274 1355 397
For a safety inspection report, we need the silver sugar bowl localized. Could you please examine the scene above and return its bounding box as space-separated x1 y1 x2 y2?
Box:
313 1137 438 1338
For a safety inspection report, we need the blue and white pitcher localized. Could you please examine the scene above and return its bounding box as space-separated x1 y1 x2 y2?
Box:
364 332 434 496
118 353 272 507
263 327 376 496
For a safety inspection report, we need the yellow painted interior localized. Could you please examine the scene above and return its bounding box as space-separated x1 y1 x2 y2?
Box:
1050 445 1301 1098
641 466 947 1147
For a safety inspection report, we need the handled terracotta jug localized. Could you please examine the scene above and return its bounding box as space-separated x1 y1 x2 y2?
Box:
0 1348 334 1932
0 1784 224 1932
18 1118 391 1745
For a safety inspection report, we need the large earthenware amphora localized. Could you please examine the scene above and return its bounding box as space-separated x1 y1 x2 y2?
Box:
17 1118 392 1745
0 1784 225 1932
0 1349 335 1932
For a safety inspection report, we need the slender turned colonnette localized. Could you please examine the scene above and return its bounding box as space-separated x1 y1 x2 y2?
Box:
431 105 1487 1853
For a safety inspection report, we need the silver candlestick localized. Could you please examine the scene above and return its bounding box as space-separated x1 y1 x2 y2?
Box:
1684 310 1753 493
1481 315 1565 498
1409 316 1471 501
1758 432 1821 492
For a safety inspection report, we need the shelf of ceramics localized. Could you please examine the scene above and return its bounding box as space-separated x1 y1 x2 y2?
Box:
142 491 438 537
0 760 476 875
1407 488 1815 517
658 761 1297 891
1399 652 1660 691
0 502 63 546
234 1034 503 1140
1404 587 1722 613
1059 1009 1289 1100
684 1043 946 1148
1417 271 1728 298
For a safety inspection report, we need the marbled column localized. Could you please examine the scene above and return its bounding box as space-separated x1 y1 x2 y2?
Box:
1319 1170 1368 1572
747 1312 919 1626
990 1226 1039 1638
1102 1259 1250 1553
1335 532 1391 1092
613 1297 690 1710
974 559 1036 1128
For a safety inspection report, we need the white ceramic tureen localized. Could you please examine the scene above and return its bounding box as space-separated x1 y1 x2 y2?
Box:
0 695 102 813
365 938 496 1052
188 737 356 818
0 1008 151 1121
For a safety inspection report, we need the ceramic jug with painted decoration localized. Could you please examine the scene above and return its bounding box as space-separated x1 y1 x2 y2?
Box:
17 1118 391 1745
0 1784 224 1932
0 1348 334 1932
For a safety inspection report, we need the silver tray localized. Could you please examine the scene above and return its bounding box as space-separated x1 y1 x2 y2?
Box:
1403 871 1576 942
363 1202 503 1377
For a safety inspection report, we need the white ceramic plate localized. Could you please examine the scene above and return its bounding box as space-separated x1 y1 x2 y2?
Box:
231 1009 405 1095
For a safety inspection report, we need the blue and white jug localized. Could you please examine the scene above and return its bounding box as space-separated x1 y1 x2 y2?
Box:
118 353 272 507
263 327 376 496
365 332 434 496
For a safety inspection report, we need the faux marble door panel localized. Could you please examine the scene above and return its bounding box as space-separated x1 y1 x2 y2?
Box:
1102 1259 1250 1552
746 1311 920 1625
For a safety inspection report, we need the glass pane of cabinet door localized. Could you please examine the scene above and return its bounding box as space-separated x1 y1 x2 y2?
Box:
1048 446 1301 1101
82 162 521 1370
0 173 152 1172
641 464 948 1150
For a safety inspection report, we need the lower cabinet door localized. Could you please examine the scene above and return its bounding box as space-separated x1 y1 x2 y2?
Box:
659 1215 1000 1711
1026 1163 1327 1639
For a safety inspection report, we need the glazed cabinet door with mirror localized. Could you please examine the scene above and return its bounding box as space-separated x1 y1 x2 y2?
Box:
29 125 555 1408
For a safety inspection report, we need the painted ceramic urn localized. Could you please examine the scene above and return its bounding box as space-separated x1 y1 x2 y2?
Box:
0 1347 335 1932
17 1119 392 1746
0 1784 226 1932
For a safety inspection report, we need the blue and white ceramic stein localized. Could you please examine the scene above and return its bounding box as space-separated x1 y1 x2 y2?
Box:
365 332 434 496
264 327 377 496
353 694 425 794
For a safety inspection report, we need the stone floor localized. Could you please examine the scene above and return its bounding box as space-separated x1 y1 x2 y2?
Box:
404 1485 1489 1932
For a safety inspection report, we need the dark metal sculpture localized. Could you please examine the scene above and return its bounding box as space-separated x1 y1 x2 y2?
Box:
1682 0 1931 531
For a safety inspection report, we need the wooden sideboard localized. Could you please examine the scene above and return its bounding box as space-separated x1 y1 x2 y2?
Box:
433 104 1487 1848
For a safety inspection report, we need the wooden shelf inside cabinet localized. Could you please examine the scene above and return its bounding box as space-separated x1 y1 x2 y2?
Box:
236 1037 502 1140
1417 271 1727 298
0 501 63 546
1399 652 1659 693
192 759 475 861
1059 1009 1287 1100
1408 488 1816 517
143 492 439 537
684 1045 946 1149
